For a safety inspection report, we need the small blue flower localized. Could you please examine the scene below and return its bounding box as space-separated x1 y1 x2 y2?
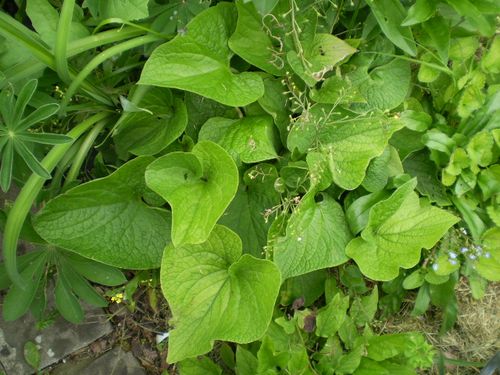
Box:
484 252 491 259
432 263 439 271
449 251 458 259
469 254 476 260
449 259 457 265
460 247 468 253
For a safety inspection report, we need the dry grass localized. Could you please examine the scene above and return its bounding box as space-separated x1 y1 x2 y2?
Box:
377 278 499 374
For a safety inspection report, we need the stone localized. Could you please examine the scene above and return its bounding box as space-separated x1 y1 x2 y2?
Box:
0 305 112 374
51 347 146 375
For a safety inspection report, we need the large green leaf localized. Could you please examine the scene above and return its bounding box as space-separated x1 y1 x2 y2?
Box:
365 0 417 56
346 179 459 281
27 0 89 47
114 87 188 156
272 193 352 280
349 58 412 111
139 3 264 106
219 164 281 257
145 141 238 246
228 0 283 76
199 116 278 163
161 225 281 362
33 157 171 269
288 106 403 190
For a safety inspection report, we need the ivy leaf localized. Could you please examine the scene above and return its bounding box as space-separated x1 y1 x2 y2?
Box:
140 3 264 106
199 116 278 163
346 179 459 281
365 0 417 56
161 225 281 363
228 0 284 76
145 141 238 246
272 193 352 280
33 157 171 269
219 164 281 258
288 107 403 190
113 87 188 156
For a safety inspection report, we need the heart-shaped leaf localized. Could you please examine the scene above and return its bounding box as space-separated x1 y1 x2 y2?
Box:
139 3 264 106
346 179 459 281
33 157 171 269
272 193 352 280
161 225 281 362
145 140 238 246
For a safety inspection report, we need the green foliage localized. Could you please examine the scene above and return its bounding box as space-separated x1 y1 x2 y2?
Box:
0 1 497 373
160 225 280 362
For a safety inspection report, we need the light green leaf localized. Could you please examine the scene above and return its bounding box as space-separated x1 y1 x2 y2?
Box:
346 179 459 281
199 116 278 163
350 286 378 326
85 0 149 21
316 293 349 337
114 87 188 156
229 0 283 76
365 0 417 56
236 346 258 375
219 164 281 258
161 225 281 362
145 141 238 246
476 228 500 281
140 4 264 106
288 107 403 190
272 193 352 280
422 16 450 63
258 76 289 143
467 131 494 168
400 110 432 132
33 157 171 269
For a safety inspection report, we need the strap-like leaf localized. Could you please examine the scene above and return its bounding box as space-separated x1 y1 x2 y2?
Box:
13 79 38 124
18 132 73 145
15 103 59 131
13 140 51 178
0 141 14 191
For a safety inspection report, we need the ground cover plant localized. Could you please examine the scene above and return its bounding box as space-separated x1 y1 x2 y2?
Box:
0 0 498 373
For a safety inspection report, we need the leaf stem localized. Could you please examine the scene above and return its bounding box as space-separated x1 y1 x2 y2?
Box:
54 0 75 84
61 34 163 110
2 112 112 289
64 119 107 186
